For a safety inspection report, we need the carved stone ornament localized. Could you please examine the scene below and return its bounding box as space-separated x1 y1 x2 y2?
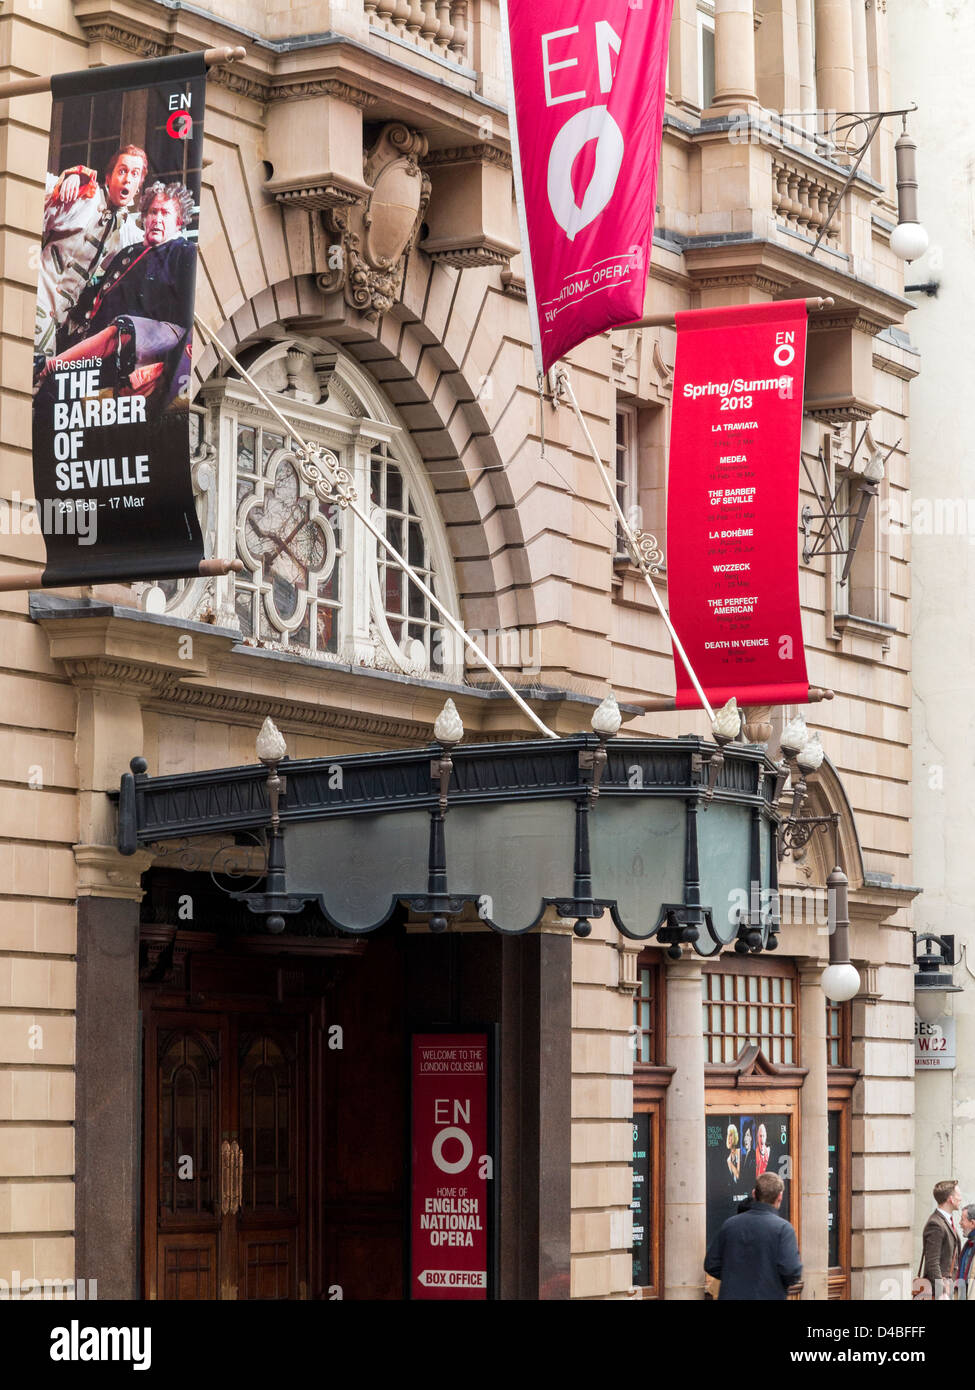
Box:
318 124 431 322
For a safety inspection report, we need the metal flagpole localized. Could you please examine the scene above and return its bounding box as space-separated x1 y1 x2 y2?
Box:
557 366 718 725
0 46 247 101
192 315 560 742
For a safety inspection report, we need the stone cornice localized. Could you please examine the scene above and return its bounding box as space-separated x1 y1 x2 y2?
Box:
873 351 920 381
681 240 914 331
156 682 436 745
422 144 512 172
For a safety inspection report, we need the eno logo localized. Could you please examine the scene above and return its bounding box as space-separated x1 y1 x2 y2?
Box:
773 330 796 367
541 22 624 240
166 110 193 140
432 1098 474 1175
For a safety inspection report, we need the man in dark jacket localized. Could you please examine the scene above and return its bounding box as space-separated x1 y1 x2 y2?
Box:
704 1171 802 1300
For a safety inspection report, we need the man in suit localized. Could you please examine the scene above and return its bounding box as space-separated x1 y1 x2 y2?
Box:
704 1171 802 1300
958 1203 975 1300
921 1178 963 1300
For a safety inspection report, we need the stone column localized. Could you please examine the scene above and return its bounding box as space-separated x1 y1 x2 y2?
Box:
710 0 758 108
814 0 855 127
796 0 816 131
850 0 870 114
798 961 830 1300
664 955 707 1299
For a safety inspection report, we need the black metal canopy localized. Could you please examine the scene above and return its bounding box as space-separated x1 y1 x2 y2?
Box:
115 734 782 955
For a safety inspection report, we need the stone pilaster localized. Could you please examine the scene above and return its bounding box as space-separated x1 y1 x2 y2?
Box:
664 955 707 1299
798 960 830 1299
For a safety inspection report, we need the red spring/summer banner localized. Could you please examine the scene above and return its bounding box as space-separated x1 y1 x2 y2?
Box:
410 1033 491 1300
501 0 674 374
666 300 810 709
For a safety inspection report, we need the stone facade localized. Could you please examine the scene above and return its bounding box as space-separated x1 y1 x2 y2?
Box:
0 0 918 1299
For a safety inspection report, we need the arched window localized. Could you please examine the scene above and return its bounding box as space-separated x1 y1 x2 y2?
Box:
148 339 461 680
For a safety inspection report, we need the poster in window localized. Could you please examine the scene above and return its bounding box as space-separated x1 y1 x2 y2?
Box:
31 52 207 586
706 1111 792 1247
631 1113 651 1287
827 1109 839 1268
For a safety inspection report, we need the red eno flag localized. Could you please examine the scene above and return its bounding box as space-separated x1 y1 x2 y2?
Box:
666 300 810 710
501 0 674 374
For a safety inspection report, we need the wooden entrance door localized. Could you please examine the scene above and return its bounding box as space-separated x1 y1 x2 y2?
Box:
143 1007 308 1300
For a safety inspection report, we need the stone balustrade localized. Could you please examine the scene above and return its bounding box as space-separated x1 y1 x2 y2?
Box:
365 0 470 63
771 156 843 249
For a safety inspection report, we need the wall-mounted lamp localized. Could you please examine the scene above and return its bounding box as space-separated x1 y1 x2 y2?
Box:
913 932 963 1024
821 865 860 1002
890 118 929 263
774 716 836 863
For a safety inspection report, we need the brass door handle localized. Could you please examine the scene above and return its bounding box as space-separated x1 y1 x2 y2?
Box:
232 1140 243 1214
221 1139 244 1215
220 1139 233 1215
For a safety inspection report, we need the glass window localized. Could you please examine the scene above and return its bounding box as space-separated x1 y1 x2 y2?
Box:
702 967 798 1065
697 8 716 108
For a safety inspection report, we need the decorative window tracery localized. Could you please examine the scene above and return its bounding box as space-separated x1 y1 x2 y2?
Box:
150 339 461 681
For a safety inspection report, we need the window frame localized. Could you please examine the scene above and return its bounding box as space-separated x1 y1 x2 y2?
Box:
632 950 670 1299
701 955 800 1068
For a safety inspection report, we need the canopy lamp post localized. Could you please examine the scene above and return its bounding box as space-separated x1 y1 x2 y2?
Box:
229 717 316 933
913 933 963 1025
559 693 623 939
403 699 468 934
700 697 743 806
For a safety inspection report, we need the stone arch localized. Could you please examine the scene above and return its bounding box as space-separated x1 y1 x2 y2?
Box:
193 271 544 640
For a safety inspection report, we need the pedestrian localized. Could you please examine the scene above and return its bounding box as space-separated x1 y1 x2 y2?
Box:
959 1203 975 1300
704 1171 802 1300
920 1179 962 1301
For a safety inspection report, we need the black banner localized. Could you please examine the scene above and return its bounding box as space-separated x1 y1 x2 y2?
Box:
32 52 207 585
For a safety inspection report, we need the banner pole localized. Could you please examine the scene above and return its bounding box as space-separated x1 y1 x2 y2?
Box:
0 556 243 594
0 46 247 101
558 366 717 725
192 315 560 742
618 296 834 332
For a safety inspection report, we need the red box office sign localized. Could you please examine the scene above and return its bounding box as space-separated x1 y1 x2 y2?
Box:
666 300 810 709
410 1030 496 1300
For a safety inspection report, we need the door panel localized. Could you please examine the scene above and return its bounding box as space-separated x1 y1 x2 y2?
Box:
144 1007 308 1300
236 1024 304 1299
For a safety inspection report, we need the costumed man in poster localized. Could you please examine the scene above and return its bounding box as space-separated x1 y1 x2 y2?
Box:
37 181 197 416
35 145 147 366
